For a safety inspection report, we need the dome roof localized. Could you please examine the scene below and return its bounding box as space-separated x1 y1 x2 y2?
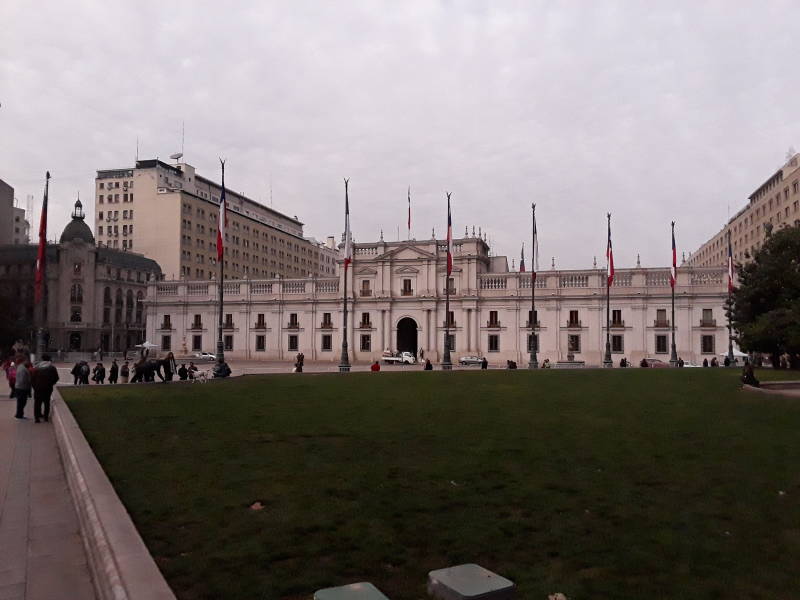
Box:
60 200 95 245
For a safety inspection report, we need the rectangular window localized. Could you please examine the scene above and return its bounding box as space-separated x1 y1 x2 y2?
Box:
321 334 332 351
288 335 298 351
656 308 667 326
655 335 668 354
256 313 265 328
192 335 202 351
224 335 233 351
98 226 103 235
611 334 624 353
161 335 171 351
612 309 622 325
568 334 581 353
446 277 455 293
322 312 332 327
527 334 539 352
402 279 412 295
360 279 371 296
255 335 266 351
446 311 455 327
224 313 233 328
289 313 299 328
702 308 713 325
701 335 715 354
568 310 580 326
99 182 104 189
446 334 456 352
489 310 499 326
360 334 371 352
488 334 499 352
162 314 171 328
528 310 538 327
193 314 202 328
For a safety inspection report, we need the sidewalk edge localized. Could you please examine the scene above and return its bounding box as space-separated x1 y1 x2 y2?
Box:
52 388 177 600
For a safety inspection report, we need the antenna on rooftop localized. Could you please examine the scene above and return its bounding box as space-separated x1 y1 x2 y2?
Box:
136 137 139 162
169 122 185 162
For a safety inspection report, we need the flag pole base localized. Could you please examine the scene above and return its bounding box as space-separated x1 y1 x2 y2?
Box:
602 342 613 368
339 343 351 373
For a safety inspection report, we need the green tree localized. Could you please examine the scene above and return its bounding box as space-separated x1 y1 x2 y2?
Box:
731 226 800 368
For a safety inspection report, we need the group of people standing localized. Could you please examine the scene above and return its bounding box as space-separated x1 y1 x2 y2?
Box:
2 353 60 422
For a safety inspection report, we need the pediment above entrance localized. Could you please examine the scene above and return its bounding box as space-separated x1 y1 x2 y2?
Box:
356 267 378 275
380 244 437 261
394 265 420 274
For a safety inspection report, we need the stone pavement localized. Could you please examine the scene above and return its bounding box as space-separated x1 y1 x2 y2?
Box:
0 395 95 600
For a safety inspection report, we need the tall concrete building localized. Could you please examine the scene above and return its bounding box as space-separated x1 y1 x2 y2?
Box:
94 159 337 280
0 178 31 245
688 152 800 267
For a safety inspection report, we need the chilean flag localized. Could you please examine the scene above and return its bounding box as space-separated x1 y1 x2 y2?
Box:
606 213 614 287
343 179 352 271
670 221 677 288
446 192 453 276
727 232 734 293
216 164 227 263
34 172 50 305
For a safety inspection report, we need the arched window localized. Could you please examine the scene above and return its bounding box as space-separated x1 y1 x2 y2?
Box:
104 287 112 305
125 290 134 322
70 307 82 322
70 283 83 303
135 291 144 324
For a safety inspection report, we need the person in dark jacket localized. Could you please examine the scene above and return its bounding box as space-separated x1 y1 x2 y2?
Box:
108 359 119 384
92 363 106 384
163 352 177 381
178 364 188 380
481 357 488 370
14 355 32 419
70 361 82 385
424 359 433 370
32 354 59 423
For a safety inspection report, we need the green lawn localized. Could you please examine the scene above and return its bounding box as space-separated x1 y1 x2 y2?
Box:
62 370 800 600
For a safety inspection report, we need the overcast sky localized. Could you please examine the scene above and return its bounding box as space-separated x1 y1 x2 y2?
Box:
2 1 799 270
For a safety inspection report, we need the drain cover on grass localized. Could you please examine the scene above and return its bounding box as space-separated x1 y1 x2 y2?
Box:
427 563 515 600
314 581 391 600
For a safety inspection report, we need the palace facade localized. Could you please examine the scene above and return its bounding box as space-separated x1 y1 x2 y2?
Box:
145 235 730 366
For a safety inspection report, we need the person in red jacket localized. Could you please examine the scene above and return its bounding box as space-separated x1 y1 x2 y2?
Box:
370 361 381 372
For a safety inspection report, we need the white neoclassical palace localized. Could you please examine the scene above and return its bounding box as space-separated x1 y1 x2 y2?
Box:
144 235 730 365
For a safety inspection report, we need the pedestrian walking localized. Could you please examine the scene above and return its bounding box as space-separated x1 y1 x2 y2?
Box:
92 362 106 384
163 352 177 382
14 355 32 419
120 361 130 383
70 361 82 385
3 358 16 398
32 354 59 423
108 359 119 384
481 357 488 370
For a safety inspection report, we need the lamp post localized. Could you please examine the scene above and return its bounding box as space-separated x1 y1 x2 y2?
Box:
529 203 538 369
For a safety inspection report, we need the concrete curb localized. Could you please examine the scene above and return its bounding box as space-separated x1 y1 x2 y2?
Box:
52 388 177 600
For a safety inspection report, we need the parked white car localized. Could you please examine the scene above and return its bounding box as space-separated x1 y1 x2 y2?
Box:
382 351 417 365
459 356 485 366
193 352 217 362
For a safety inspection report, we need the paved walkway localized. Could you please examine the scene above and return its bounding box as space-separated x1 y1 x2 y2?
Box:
0 394 95 600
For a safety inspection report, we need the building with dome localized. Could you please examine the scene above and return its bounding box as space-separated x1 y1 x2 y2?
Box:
0 200 162 353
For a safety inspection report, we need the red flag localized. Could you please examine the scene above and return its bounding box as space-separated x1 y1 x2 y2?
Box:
216 166 227 263
727 231 734 293
343 179 352 271
606 214 614 287
34 172 50 305
670 222 677 288
407 186 411 234
446 193 453 276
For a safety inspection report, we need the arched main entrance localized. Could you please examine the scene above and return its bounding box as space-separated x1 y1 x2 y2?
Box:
396 317 419 355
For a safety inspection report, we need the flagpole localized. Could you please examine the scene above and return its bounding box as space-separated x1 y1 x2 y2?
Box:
669 221 678 367
726 229 734 365
339 179 351 373
407 186 411 241
529 203 538 369
214 159 227 374
34 172 50 360
603 213 613 368
442 192 453 370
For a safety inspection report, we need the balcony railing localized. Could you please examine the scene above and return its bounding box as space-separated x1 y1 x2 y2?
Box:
442 321 457 328
525 320 541 328
653 319 670 328
286 322 300 330
360 289 372 297
320 322 333 330
358 321 373 329
443 288 457 295
610 320 625 328
566 320 582 328
700 318 717 327
486 321 502 328
401 289 414 296
223 322 235 330
253 322 267 330
189 323 203 330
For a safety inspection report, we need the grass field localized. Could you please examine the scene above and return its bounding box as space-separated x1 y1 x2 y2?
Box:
62 369 800 600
